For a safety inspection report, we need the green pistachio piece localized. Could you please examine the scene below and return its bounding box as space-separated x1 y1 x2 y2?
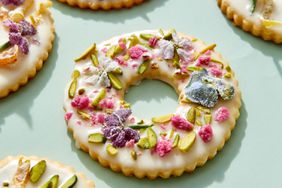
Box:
72 70 80 79
68 79 77 99
106 144 118 156
152 114 173 124
195 109 202 117
194 44 217 60
225 65 232 72
173 49 180 68
40 175 59 188
131 150 137 160
187 66 204 72
163 31 173 40
172 134 180 148
140 33 154 41
137 120 144 124
186 107 196 124
90 54 99 67
197 106 211 114
91 88 106 107
137 137 150 149
251 0 257 13
61 175 77 188
128 124 153 129
0 41 11 53
107 72 123 90
147 127 157 148
178 132 196 152
30 160 46 183
75 43 96 62
159 29 165 36
88 133 106 143
128 35 140 48
196 119 202 126
111 67 123 75
169 129 175 139
211 58 224 68
224 72 232 78
77 110 90 120
138 60 150 74
2 181 9 187
204 114 212 125
106 45 122 58
123 54 130 61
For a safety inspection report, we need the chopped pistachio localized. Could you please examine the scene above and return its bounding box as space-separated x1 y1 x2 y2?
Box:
187 66 204 72
152 114 173 124
172 49 180 68
251 0 257 13
194 44 217 60
0 41 11 53
77 110 90 120
91 88 106 107
211 58 224 68
131 150 138 160
107 72 123 90
178 132 196 152
195 119 202 126
169 129 175 139
61 175 77 188
30 160 46 183
111 67 123 75
68 79 77 99
75 43 96 62
128 35 140 48
147 127 157 148
197 106 211 114
172 134 180 148
137 120 144 124
137 137 150 149
140 33 154 41
40 175 59 188
88 133 106 143
163 29 174 40
159 29 165 36
106 144 118 156
90 53 99 67
128 124 153 129
123 54 130 61
195 109 202 117
225 65 232 72
224 72 232 78
2 181 9 187
138 60 150 74
186 107 196 124
204 114 212 124
72 70 80 79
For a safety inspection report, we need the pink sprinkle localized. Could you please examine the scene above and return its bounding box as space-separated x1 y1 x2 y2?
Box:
148 37 159 47
115 56 127 67
99 98 115 109
155 138 172 157
210 67 223 77
118 38 126 50
64 112 73 121
196 56 211 66
125 139 135 148
198 124 213 143
101 48 108 54
171 115 193 131
215 107 230 122
71 96 90 110
128 46 147 60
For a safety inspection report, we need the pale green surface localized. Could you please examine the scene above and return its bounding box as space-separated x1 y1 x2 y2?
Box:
0 0 282 187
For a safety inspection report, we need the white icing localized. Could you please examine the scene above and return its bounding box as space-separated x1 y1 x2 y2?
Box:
0 0 53 94
64 30 241 173
0 157 91 187
224 0 282 33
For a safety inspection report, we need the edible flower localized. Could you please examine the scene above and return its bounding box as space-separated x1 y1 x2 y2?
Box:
198 124 213 143
0 0 24 6
215 107 230 122
155 138 172 157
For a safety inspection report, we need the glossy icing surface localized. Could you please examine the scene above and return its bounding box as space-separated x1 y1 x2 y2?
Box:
64 30 241 174
0 156 93 188
224 0 282 33
0 0 53 94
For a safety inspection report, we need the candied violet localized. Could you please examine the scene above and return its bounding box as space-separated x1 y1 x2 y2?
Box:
3 19 37 54
0 0 24 6
105 108 132 127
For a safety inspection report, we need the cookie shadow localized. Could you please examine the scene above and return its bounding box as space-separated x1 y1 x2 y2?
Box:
70 101 247 188
224 18 282 79
52 0 169 23
0 34 59 131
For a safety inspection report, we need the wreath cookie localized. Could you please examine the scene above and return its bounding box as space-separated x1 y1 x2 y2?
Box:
0 0 55 98
218 0 282 43
64 29 241 179
57 0 145 10
0 156 95 187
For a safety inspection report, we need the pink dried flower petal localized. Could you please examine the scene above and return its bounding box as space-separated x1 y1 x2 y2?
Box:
71 96 90 110
199 124 213 143
64 112 73 121
171 115 193 131
196 56 211 66
155 138 172 157
125 139 135 148
210 67 223 77
99 98 115 109
215 107 230 122
128 46 147 59
115 56 127 66
148 37 158 47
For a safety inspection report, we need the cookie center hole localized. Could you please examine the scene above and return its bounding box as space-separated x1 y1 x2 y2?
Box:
125 79 179 120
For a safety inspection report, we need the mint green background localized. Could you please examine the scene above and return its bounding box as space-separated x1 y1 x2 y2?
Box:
1 0 282 187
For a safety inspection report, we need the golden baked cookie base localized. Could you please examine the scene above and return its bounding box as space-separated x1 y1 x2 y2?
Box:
57 0 145 10
0 156 95 187
217 0 282 44
67 33 242 179
0 11 55 99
